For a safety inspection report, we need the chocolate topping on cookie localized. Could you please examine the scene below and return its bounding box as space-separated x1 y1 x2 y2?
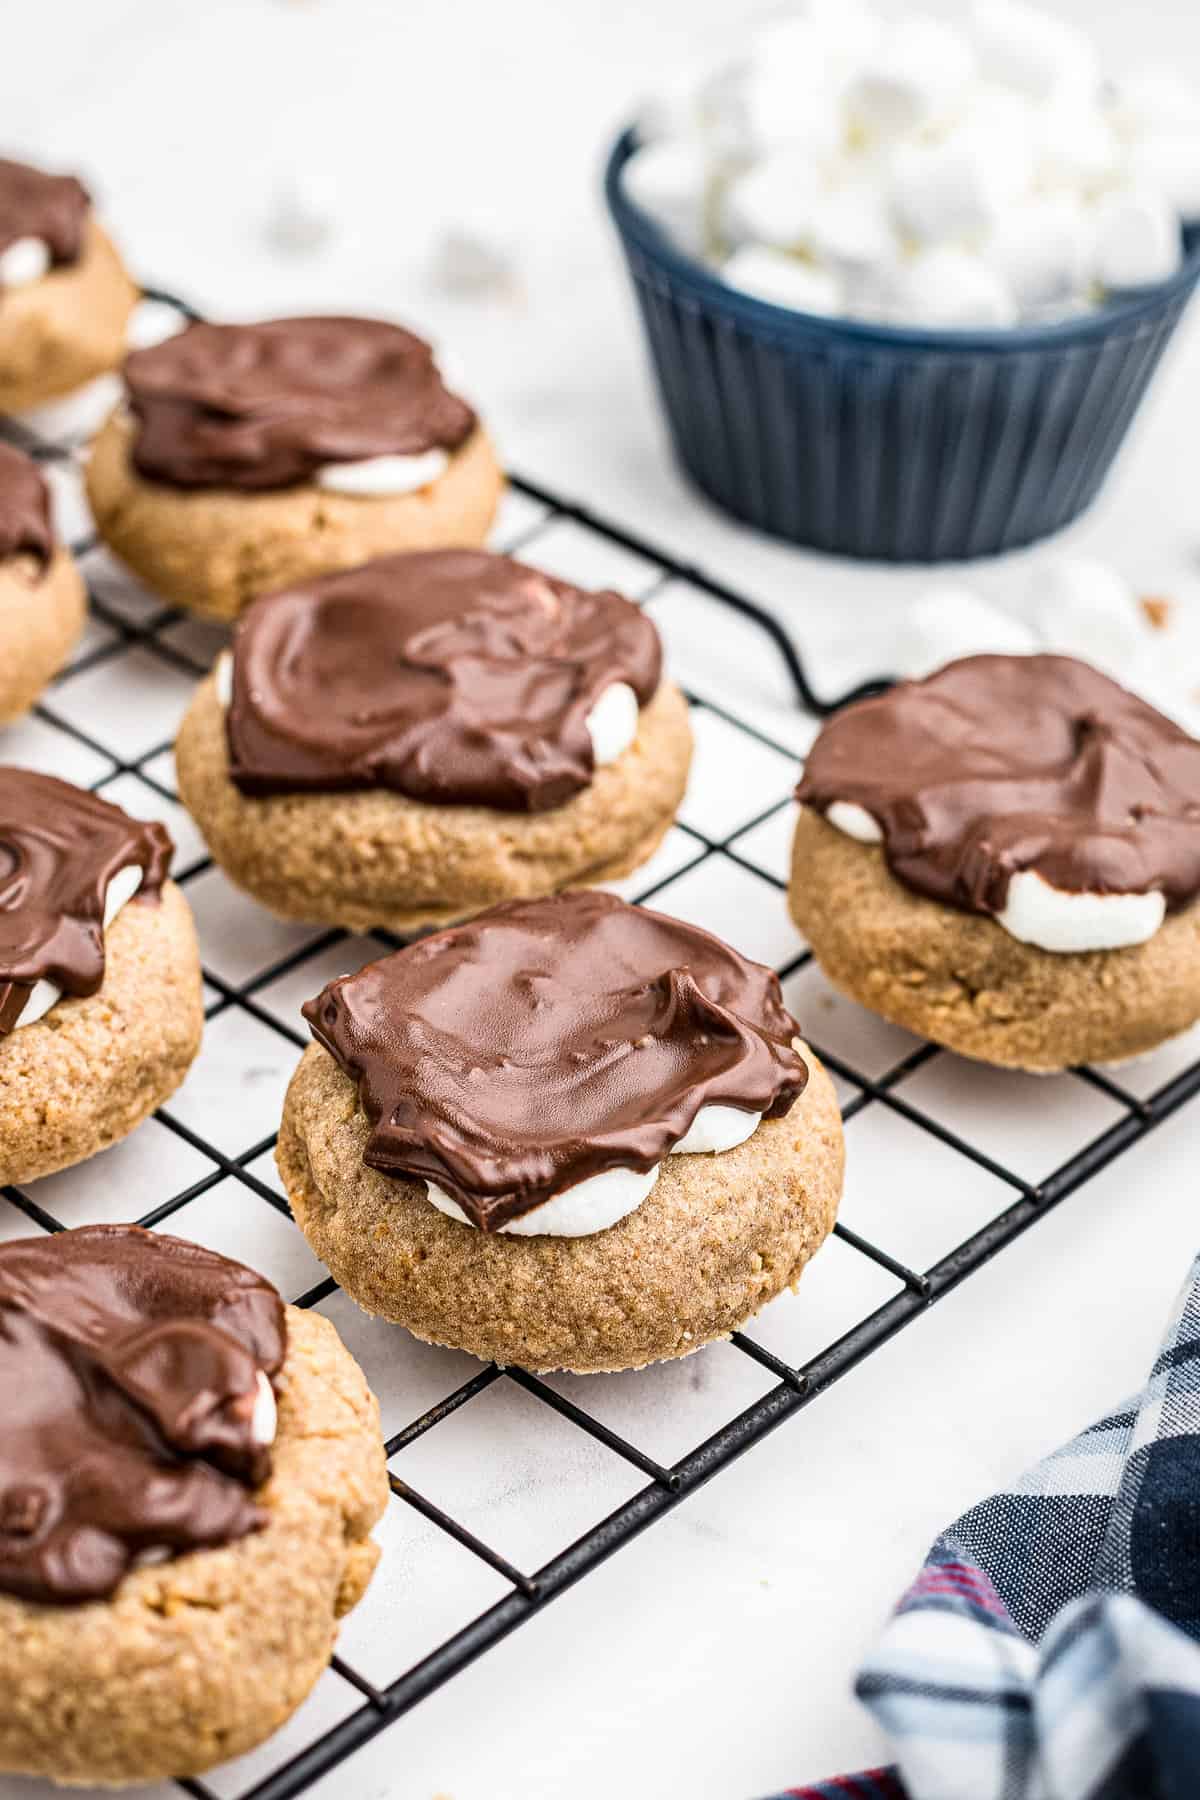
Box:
0 770 172 1035
0 157 89 267
124 316 477 491
226 550 662 811
797 654 1200 917
303 889 808 1230
0 1224 286 1605
0 444 54 568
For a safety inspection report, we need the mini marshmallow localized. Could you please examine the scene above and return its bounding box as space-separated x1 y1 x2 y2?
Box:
808 175 896 275
586 682 640 766
672 1104 762 1155
825 800 883 843
986 194 1093 311
1036 98 1121 197
752 0 882 73
997 869 1165 953
705 55 845 163
427 1166 660 1238
889 135 1006 245
969 0 1099 103
1127 136 1200 222
251 1372 277 1447
847 14 975 139
0 236 50 287
126 297 189 352
893 583 1037 678
890 247 1018 329
15 864 144 1030
1110 69 1200 145
622 139 711 253
722 151 824 249
315 450 450 497
721 245 843 315
1027 556 1151 674
1092 186 1181 291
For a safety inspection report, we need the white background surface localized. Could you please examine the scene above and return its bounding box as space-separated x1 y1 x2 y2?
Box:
6 4 1200 1799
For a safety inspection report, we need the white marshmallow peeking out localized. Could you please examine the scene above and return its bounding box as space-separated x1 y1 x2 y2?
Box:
314 449 450 497
424 1102 764 1238
250 1371 277 1446
824 801 883 844
0 237 51 288
15 863 144 1029
215 654 641 771
1091 187 1182 291
846 15 975 140
821 802 1166 952
997 870 1166 953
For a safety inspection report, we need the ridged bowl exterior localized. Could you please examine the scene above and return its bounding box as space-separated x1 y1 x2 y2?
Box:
606 130 1200 561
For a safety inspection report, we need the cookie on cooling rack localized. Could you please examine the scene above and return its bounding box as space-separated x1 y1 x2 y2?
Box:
0 1223 387 1785
0 443 85 722
174 548 692 931
0 156 137 412
85 315 504 618
277 889 843 1373
789 653 1200 1071
0 770 203 1183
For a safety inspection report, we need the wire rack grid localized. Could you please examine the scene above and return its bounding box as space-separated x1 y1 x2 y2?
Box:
4 310 1200 1800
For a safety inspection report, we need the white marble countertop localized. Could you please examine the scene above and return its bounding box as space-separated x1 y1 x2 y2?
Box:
7 4 1200 1798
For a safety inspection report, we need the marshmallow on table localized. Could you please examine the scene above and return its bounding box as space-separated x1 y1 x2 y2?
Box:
890 246 1018 328
969 0 1099 102
1092 185 1182 290
847 14 975 139
894 584 1037 679
622 138 711 253
985 194 1092 311
1026 556 1151 675
721 244 842 315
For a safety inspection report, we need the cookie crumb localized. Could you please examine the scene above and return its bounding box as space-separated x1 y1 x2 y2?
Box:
1140 595 1172 630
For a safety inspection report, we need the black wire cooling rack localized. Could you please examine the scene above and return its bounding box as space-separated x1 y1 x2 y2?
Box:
4 300 1200 1800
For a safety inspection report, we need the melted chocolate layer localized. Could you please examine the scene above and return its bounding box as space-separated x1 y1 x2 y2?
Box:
796 655 1200 917
0 157 89 266
125 317 477 491
0 444 53 569
227 550 662 812
0 769 172 1035
303 890 808 1230
0 1224 286 1605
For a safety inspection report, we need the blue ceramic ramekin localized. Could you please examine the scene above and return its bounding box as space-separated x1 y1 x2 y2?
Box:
606 128 1200 561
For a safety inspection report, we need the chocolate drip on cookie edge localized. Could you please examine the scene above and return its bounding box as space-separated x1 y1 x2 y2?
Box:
0 769 172 1035
125 317 477 491
0 156 89 266
797 654 1200 917
227 550 662 812
302 890 808 1230
0 1224 286 1605
0 444 54 569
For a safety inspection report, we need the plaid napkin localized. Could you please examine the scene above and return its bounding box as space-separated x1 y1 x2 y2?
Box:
763 1252 1200 1800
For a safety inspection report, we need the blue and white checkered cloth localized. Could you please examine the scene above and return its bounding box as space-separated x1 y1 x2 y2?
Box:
766 1252 1200 1800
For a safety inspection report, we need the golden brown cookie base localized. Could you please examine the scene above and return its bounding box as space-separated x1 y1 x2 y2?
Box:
788 806 1200 1072
0 879 204 1185
85 408 505 619
0 1304 387 1787
277 1040 844 1374
175 671 693 932
0 221 137 412
0 546 86 724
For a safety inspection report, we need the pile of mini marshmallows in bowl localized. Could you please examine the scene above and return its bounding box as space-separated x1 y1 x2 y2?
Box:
624 0 1200 328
